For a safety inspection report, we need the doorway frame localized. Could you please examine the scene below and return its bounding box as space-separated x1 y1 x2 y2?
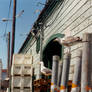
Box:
42 33 65 68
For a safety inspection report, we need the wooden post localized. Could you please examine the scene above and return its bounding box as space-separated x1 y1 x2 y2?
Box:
71 50 82 92
51 55 59 92
60 53 71 92
81 33 92 92
57 61 63 91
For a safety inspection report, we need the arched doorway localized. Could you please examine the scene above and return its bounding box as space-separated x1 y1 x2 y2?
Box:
42 33 64 69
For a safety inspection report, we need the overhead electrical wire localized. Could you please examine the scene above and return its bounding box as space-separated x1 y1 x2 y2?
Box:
4 0 12 37
2 0 12 51
35 0 65 29
45 0 65 28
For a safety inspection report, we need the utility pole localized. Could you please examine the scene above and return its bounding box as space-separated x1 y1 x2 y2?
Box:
10 1 17 92
10 0 17 66
7 32 10 77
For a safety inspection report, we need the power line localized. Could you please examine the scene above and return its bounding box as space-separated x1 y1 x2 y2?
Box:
4 0 12 36
45 0 65 28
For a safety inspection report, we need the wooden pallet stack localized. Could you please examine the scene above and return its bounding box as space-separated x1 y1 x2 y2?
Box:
11 54 32 92
34 78 51 92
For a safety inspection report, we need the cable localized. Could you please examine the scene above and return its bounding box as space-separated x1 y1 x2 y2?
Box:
45 0 65 28
4 0 12 37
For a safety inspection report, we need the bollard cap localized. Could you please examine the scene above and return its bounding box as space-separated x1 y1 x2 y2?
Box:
53 55 60 61
83 33 92 42
64 53 71 59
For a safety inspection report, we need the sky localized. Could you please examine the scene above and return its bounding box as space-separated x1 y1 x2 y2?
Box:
0 0 46 69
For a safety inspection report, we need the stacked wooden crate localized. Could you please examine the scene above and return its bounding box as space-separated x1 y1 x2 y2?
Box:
11 54 32 92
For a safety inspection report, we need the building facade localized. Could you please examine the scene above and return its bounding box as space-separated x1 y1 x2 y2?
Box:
19 0 92 81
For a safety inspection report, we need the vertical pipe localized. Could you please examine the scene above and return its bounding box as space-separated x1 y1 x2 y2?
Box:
32 56 34 92
40 25 44 62
51 55 59 92
32 68 34 92
71 50 82 92
7 32 10 77
40 29 43 61
60 53 71 92
81 33 92 92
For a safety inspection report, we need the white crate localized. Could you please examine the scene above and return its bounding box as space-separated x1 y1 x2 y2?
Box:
11 65 22 75
11 88 23 92
22 65 32 75
23 55 32 65
11 76 22 87
23 88 32 92
23 76 32 87
11 89 20 92
13 54 24 65
11 88 32 92
13 54 32 65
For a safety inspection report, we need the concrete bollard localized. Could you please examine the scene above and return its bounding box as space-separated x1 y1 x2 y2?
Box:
57 61 63 91
60 53 71 92
71 50 82 92
51 55 59 92
81 33 92 92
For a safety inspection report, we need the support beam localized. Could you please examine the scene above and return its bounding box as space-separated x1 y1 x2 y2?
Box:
60 53 71 92
71 50 82 92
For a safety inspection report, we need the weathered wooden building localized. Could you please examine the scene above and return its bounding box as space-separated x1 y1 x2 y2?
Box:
19 0 92 86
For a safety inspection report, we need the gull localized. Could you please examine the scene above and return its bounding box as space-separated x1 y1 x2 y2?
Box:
40 61 52 76
54 36 82 47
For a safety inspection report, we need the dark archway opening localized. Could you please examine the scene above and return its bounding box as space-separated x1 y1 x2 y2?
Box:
43 39 62 69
